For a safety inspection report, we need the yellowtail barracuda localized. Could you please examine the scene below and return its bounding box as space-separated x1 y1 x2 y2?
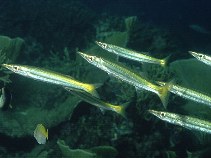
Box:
65 87 127 118
78 51 170 108
96 41 169 67
157 81 211 107
149 109 211 134
2 64 99 97
189 51 211 67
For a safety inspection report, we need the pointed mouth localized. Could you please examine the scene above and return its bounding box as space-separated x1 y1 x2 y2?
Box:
2 64 13 70
2 64 21 73
77 51 96 63
95 41 101 45
95 41 103 46
148 109 160 116
95 41 107 49
77 51 88 59
189 51 198 58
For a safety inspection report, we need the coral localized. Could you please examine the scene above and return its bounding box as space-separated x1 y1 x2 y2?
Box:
0 35 24 85
0 35 24 62
82 30 128 62
41 47 109 84
91 16 138 61
95 15 125 41
127 21 178 56
57 139 118 158
0 84 81 137
57 139 96 158
0 42 109 138
0 11 195 158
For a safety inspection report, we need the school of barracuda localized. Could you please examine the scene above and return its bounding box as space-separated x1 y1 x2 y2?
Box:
2 42 211 144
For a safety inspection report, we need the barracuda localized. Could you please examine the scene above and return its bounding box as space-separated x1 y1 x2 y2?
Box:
149 109 211 134
157 81 211 107
2 64 99 97
65 87 127 118
78 51 170 108
189 51 211 67
96 41 169 67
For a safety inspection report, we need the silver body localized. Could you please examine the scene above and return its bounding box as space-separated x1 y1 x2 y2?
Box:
149 110 211 134
78 52 159 94
189 51 211 67
157 81 211 107
171 84 211 107
2 64 95 94
96 41 165 66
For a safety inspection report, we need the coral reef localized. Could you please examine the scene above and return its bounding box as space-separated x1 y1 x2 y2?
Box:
0 35 24 62
1 4 207 157
0 84 81 137
0 47 108 138
0 35 24 85
57 139 117 158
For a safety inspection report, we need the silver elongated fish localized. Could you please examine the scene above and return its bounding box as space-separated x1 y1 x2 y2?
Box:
149 109 211 134
189 24 210 34
157 81 211 107
65 87 127 118
2 64 99 97
78 51 170 108
96 41 169 67
189 51 211 67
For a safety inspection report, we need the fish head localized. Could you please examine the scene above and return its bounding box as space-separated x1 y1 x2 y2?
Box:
189 51 205 60
2 64 30 76
95 41 113 52
95 41 108 49
77 51 101 67
148 109 166 119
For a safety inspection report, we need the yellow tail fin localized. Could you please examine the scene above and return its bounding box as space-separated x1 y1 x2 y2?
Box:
160 55 171 67
111 102 129 118
86 83 102 98
157 82 172 108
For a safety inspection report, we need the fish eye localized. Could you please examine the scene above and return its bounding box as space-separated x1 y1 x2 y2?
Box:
13 66 19 71
160 112 165 117
88 56 94 62
199 54 203 58
102 43 107 48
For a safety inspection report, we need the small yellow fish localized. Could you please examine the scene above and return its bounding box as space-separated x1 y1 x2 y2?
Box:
34 124 48 144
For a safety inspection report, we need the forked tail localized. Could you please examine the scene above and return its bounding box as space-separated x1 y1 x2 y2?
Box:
160 55 171 67
85 83 102 98
110 102 129 118
157 82 172 108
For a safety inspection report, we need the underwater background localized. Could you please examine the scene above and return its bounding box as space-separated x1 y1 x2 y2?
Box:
1 0 211 157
